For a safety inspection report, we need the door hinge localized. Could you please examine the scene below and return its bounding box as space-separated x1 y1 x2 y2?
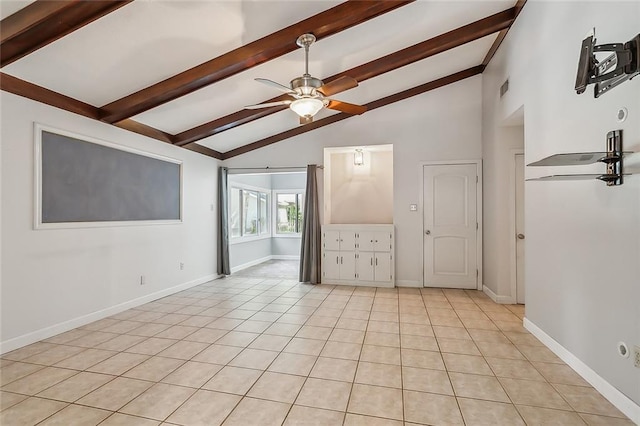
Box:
476 175 479 183
476 269 479 277
476 222 478 230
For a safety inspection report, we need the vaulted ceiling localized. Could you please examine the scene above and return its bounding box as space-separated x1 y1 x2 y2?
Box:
0 0 525 160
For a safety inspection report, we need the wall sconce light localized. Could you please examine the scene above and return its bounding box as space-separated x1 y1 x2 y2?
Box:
354 149 364 166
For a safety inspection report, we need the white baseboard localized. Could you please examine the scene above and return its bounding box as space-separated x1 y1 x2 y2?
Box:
231 255 300 273
396 280 422 288
524 318 640 424
271 255 300 261
482 285 516 304
0 274 219 354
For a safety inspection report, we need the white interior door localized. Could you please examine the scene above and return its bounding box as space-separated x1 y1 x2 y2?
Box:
423 164 478 289
515 154 525 304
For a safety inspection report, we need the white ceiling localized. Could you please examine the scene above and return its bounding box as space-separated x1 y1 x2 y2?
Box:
1 0 515 154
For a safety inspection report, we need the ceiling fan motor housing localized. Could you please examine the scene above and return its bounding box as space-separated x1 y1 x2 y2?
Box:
291 75 324 96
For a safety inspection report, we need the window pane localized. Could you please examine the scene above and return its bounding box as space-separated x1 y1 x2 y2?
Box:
276 194 297 233
297 194 304 233
230 188 241 238
243 191 258 235
259 193 268 235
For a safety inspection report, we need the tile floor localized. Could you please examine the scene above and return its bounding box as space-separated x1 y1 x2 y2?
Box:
0 274 634 425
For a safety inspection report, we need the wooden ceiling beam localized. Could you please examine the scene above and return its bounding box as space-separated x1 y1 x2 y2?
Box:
221 66 483 160
482 0 527 66
175 7 515 147
1 0 133 68
98 0 415 124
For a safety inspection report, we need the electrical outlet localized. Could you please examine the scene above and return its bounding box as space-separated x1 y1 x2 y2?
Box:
634 345 640 368
179 262 184 270
140 275 146 285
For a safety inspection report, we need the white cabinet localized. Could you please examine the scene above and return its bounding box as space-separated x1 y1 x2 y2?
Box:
322 225 394 287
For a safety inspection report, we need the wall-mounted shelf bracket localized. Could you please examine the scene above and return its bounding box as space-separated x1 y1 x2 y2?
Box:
575 30 639 98
527 130 629 186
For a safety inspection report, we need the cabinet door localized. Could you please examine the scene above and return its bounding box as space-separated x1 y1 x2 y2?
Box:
339 252 357 280
357 252 375 281
324 231 340 251
323 251 340 280
340 231 357 251
358 231 375 251
374 253 392 282
374 232 392 252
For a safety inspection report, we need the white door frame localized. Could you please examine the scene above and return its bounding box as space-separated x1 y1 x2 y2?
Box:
509 149 524 302
419 160 483 290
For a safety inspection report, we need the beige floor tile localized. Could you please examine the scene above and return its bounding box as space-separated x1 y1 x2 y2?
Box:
458 397 525 425
340 310 371 321
284 405 345 425
247 372 306 403
485 357 545 381
100 413 160 425
101 320 144 335
433 326 472 340
269 352 317 376
504 331 544 346
122 356 184 381
22 345 85 366
0 397 66 425
310 357 357 382
0 361 44 385
449 372 510 402
157 340 209 360
95 335 146 352
367 320 399 334
364 331 400 347
215 331 260 347
206 318 244 330
475 341 525 360
235 320 273 333
359 345 400 365
401 348 445 370
68 331 120 348
192 344 243 365
306 316 338 328
2 366 77 395
228 348 278 370
467 329 511 344
579 413 636 425
37 371 114 402
329 328 365 344
430 315 464 327
348 383 403 420
295 378 352 411
86 352 148 375
154 325 199 340
516 405 587 425
120 383 195 421
443 353 494 375
402 366 453 395
222 396 290 426
2 343 56 361
250 311 283 322
183 328 228 344
126 323 170 338
355 362 402 388
400 323 434 337
403 390 464 425
125 337 178 355
335 318 368 331
461 318 500 330
370 311 399 322
161 361 223 388
202 366 262 395
437 337 481 355
277 313 310 325
553 383 626 417
284 337 326 356
499 378 571 410
44 329 92 345
343 413 402 426
0 391 28 411
533 362 591 386
296 325 332 340
320 341 361 360
53 348 117 370
166 389 241 426
518 344 564 363
76 377 152 411
38 403 111 425
248 334 292 352
401 334 439 351
265 322 303 337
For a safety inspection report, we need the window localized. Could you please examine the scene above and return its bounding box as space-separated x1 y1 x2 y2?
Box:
229 187 269 239
276 193 304 234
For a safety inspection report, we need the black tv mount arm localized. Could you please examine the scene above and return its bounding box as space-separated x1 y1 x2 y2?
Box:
575 31 639 98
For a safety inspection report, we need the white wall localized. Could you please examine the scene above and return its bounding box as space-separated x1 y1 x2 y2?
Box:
0 92 219 352
482 0 640 413
223 76 483 286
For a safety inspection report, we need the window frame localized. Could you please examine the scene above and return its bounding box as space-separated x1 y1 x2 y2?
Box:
229 183 271 244
272 189 305 238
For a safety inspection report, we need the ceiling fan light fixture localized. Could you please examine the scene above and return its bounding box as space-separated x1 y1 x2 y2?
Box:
290 98 324 118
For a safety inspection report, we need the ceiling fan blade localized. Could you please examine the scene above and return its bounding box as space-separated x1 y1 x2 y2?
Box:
255 78 296 95
244 100 291 110
317 76 359 96
326 99 367 115
299 116 313 125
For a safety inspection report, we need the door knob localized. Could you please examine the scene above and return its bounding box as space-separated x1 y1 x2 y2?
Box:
425 230 431 235
517 233 525 239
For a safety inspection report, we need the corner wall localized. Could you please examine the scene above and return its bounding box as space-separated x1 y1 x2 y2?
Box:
481 0 640 414
0 92 219 352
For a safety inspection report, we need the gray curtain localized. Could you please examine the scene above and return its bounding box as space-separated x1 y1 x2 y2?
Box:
217 167 230 275
299 164 321 283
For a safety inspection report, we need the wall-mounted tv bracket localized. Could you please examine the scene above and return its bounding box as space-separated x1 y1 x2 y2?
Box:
574 30 639 98
527 130 630 186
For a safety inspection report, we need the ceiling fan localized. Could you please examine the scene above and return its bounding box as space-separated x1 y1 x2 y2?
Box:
245 33 367 124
